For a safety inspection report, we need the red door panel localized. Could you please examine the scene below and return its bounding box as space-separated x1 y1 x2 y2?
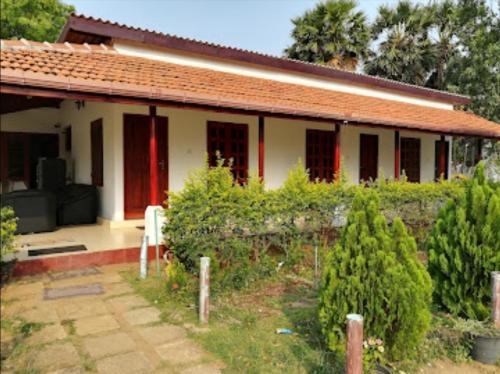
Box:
124 114 168 219
359 134 378 183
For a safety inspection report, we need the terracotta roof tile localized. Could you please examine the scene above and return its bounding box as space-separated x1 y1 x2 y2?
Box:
1 39 498 138
61 14 470 105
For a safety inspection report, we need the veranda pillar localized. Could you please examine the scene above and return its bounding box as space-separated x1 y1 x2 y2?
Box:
394 131 400 180
259 116 265 180
145 105 163 246
334 124 341 180
149 106 159 205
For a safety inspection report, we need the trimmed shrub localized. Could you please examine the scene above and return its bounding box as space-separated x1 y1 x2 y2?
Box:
318 190 432 361
427 162 500 320
372 177 464 248
1 207 17 262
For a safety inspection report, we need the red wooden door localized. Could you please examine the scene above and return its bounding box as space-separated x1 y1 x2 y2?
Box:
124 114 168 219
359 134 378 183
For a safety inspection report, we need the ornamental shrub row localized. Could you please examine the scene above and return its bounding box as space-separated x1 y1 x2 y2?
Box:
163 159 465 288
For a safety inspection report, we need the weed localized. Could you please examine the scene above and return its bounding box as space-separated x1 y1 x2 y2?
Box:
60 319 76 336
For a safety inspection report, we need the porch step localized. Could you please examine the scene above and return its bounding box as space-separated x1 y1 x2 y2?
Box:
11 245 165 277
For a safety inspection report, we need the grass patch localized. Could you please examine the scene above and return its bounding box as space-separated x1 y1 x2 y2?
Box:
61 319 76 336
0 317 45 373
121 269 198 325
122 267 343 373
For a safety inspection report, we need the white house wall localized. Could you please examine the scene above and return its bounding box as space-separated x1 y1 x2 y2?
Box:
113 41 454 111
264 120 443 187
59 100 116 219
5 101 448 222
264 118 336 189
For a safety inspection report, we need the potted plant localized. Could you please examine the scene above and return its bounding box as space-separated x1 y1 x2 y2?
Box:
455 319 500 365
470 322 500 365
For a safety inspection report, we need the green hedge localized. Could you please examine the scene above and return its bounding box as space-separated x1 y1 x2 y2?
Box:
163 160 466 288
1 207 17 262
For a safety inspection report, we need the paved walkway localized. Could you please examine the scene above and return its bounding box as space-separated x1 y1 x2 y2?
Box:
0 264 222 374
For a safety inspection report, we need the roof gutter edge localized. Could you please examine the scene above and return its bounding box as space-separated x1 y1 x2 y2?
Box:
0 73 497 139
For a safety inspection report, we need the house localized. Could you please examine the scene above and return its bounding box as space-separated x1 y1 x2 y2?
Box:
1 15 498 271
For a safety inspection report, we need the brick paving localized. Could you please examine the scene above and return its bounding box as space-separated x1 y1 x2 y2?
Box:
0 264 222 374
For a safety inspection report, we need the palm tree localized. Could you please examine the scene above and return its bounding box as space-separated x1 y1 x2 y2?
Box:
284 0 370 71
426 0 459 90
364 1 436 85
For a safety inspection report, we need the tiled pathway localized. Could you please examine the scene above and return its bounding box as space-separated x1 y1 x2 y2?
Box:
0 264 222 374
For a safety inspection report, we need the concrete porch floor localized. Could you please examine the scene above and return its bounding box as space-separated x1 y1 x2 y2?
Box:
14 222 145 262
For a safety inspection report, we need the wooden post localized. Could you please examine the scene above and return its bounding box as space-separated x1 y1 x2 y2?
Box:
199 257 210 324
258 116 265 180
439 135 446 179
394 131 400 180
149 106 158 206
346 314 363 374
493 272 500 328
334 123 341 180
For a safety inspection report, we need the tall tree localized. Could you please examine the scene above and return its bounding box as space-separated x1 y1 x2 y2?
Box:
0 0 74 42
444 0 500 123
425 0 459 90
364 1 436 85
284 0 370 70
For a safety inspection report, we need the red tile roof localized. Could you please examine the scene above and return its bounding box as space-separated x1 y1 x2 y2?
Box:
60 14 470 105
1 39 498 138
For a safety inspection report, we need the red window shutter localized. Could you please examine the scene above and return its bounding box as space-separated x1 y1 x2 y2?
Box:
91 119 103 186
207 121 248 183
400 137 421 182
306 129 336 182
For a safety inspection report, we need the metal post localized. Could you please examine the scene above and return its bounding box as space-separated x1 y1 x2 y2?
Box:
314 245 318 288
493 272 500 328
139 235 149 279
199 257 210 324
346 314 363 374
154 208 160 277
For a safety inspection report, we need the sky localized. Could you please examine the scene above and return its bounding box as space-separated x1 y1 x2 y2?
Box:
67 0 420 56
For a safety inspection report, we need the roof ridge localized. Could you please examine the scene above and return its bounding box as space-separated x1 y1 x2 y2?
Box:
0 38 116 54
67 13 470 101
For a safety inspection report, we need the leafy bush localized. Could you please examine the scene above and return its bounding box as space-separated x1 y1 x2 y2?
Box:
318 190 432 361
427 162 500 320
372 177 464 247
163 158 465 293
163 160 350 290
1 207 17 262
267 161 351 262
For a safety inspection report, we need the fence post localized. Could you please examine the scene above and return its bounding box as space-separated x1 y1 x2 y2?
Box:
199 257 210 324
346 313 363 374
314 245 318 288
154 208 160 277
139 235 149 279
493 271 500 328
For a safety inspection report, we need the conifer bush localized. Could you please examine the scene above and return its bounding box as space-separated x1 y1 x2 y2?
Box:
427 162 500 320
318 190 432 360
